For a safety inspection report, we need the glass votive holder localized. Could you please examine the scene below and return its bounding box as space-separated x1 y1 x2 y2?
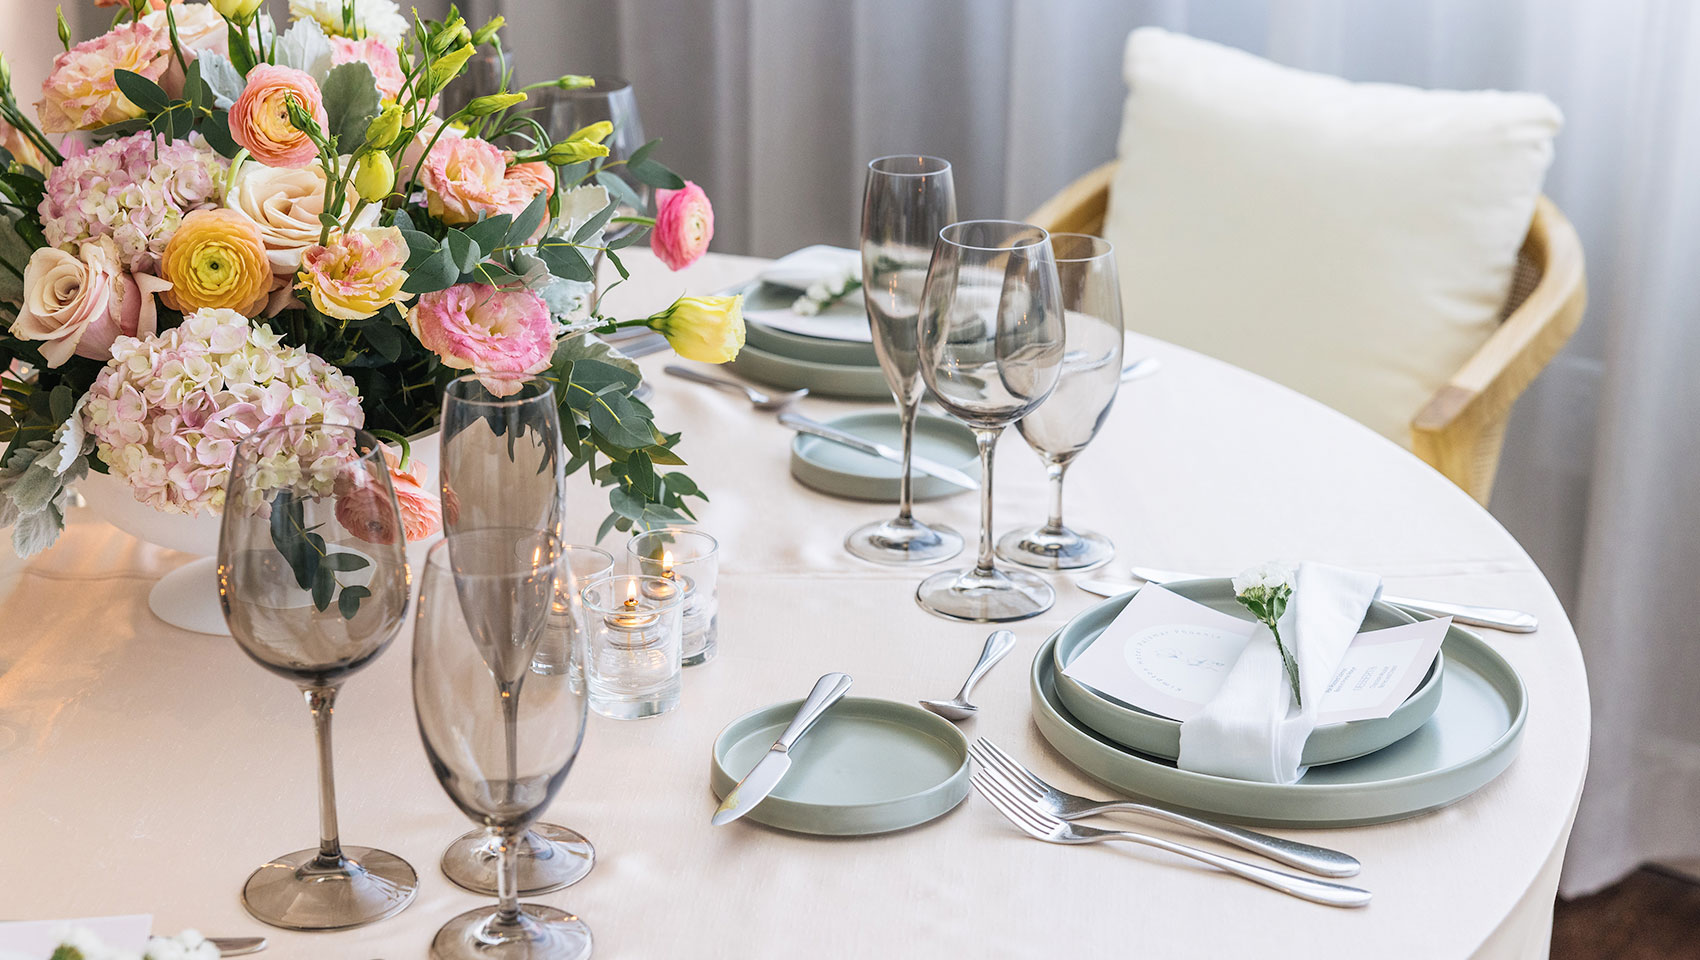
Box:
627 528 719 667
579 574 685 719
534 544 615 677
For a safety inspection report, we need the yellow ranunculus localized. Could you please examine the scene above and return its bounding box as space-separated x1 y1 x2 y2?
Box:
352 151 395 202
159 208 272 315
648 294 745 364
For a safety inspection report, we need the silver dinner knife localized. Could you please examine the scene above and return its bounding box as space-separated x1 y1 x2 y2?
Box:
776 412 981 490
713 672 854 826
208 937 267 956
1077 568 1539 633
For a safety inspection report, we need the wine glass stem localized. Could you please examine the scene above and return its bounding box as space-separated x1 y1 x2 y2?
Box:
496 826 524 925
972 427 1000 576
1042 459 1070 535
304 684 344 865
895 397 918 522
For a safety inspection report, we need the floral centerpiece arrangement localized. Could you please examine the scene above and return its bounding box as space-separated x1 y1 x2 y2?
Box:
0 0 743 560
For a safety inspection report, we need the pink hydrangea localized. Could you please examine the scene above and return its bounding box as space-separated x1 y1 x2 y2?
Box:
39 131 228 273
81 308 364 516
406 284 553 397
330 36 405 101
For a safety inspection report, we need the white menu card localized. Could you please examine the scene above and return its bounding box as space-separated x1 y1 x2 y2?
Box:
1062 585 1448 724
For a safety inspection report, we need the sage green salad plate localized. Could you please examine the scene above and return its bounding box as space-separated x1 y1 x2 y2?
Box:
735 279 881 367
1031 609 1527 828
725 341 892 400
790 410 979 502
710 696 970 835
1052 582 1445 766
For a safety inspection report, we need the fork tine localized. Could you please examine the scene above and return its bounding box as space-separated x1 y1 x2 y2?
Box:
974 738 1053 797
970 773 1056 839
968 741 1046 802
972 771 1064 835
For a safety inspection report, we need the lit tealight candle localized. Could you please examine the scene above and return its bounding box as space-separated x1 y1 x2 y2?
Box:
607 579 659 629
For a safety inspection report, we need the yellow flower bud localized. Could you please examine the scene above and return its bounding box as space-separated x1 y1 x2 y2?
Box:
428 45 476 90
0 53 11 91
648 295 745 364
470 15 505 46
464 92 526 117
56 6 70 52
555 75 595 90
352 151 395 202
565 120 612 144
210 0 264 23
364 105 403 148
544 139 610 166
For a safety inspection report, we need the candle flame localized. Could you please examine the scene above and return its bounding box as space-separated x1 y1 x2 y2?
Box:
662 549 674 577
626 580 638 607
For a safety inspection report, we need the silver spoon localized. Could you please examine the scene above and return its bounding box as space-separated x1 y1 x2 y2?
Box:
663 364 808 410
921 630 1017 721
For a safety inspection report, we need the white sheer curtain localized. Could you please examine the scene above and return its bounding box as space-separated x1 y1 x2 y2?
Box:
13 0 1693 895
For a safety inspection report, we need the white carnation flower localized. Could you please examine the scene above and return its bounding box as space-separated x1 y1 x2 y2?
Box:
1232 561 1295 598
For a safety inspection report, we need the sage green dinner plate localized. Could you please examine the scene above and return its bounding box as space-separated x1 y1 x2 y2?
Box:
725 341 893 400
710 696 970 835
790 410 978 502
1030 612 1527 828
736 280 881 367
1052 582 1444 766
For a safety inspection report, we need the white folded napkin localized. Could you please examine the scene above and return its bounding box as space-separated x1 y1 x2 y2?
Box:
1176 562 1383 783
757 244 861 292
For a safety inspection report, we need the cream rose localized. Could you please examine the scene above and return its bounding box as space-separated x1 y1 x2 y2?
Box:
14 243 145 367
225 161 378 275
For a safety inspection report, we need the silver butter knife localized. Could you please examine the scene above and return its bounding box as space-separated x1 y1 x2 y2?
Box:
777 412 980 490
208 937 267 956
1077 568 1539 633
713 672 854 826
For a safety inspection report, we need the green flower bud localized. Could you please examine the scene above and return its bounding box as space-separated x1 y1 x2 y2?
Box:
555 75 595 91
564 120 613 144
464 92 526 117
544 139 611 166
427 44 476 90
0 53 11 92
364 105 404 149
470 15 505 47
351 151 395 202
55 6 71 52
430 16 467 55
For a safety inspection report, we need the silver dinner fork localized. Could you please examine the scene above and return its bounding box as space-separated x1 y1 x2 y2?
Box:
970 738 1360 878
970 773 1372 908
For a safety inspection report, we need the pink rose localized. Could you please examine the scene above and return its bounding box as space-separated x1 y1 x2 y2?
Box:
422 135 554 226
406 284 554 397
330 36 405 101
142 4 228 98
651 180 714 271
228 64 327 168
36 18 173 132
13 242 151 367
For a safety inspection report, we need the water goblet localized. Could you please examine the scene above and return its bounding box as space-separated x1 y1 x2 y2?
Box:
997 234 1125 571
540 76 647 244
218 423 417 930
915 220 1066 622
416 533 594 960
844 155 965 565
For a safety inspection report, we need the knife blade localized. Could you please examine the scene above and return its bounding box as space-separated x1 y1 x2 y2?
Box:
713 672 854 826
776 412 980 490
1112 566 1539 634
208 937 267 957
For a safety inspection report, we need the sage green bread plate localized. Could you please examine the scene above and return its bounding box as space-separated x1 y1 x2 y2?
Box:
725 341 893 400
735 280 881 367
1031 619 1527 829
790 411 978 502
1052 582 1444 766
710 696 970 835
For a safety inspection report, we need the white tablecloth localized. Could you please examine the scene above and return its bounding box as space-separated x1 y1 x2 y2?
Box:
0 251 1589 959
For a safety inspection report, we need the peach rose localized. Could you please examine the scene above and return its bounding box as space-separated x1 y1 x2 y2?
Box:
225 161 375 275
36 18 172 132
228 64 327 168
651 180 714 271
14 242 145 367
159 208 272 315
142 4 228 98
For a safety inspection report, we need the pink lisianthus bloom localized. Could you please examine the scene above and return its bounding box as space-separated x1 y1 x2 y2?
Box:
422 135 554 225
651 180 714 271
297 226 412 320
329 36 405 101
406 284 554 397
337 443 441 544
228 64 328 168
36 17 173 132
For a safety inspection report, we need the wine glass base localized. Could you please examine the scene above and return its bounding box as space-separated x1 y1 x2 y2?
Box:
995 525 1114 571
916 566 1055 622
241 846 417 931
442 823 595 896
431 903 593 960
845 517 964 566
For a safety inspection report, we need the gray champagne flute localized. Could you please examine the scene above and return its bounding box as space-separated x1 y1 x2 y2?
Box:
997 234 1125 570
845 155 965 565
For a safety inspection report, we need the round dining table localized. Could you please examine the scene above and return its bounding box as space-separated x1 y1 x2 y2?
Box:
0 250 1589 960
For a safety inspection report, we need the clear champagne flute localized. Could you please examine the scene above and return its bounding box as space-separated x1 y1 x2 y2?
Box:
845 155 965 565
416 533 594 960
218 424 416 930
438 375 593 896
916 221 1066 621
997 234 1125 570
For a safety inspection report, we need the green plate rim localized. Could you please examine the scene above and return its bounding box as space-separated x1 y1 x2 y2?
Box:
725 340 892 400
788 410 978 503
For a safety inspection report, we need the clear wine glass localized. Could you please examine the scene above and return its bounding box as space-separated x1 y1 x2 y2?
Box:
438 375 593 896
541 76 647 243
218 423 417 930
915 221 1066 622
845 155 965 566
416 533 594 960
997 234 1124 571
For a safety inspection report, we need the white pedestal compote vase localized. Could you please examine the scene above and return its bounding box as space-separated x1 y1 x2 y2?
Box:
80 432 443 636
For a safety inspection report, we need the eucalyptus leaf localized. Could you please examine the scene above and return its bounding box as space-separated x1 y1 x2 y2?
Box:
572 199 618 244
462 213 512 253
587 391 653 449
538 241 593 283
199 110 239 158
320 61 381 148
196 51 245 108
113 70 169 114
339 584 370 619
506 193 547 246
444 228 480 274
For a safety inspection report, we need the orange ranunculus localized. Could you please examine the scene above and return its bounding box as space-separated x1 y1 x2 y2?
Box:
227 64 327 168
159 209 272 315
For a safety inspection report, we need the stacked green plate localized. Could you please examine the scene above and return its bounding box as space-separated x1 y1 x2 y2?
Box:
727 280 890 400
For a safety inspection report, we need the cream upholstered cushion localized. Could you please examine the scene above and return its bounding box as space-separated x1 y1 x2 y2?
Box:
1103 28 1561 446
